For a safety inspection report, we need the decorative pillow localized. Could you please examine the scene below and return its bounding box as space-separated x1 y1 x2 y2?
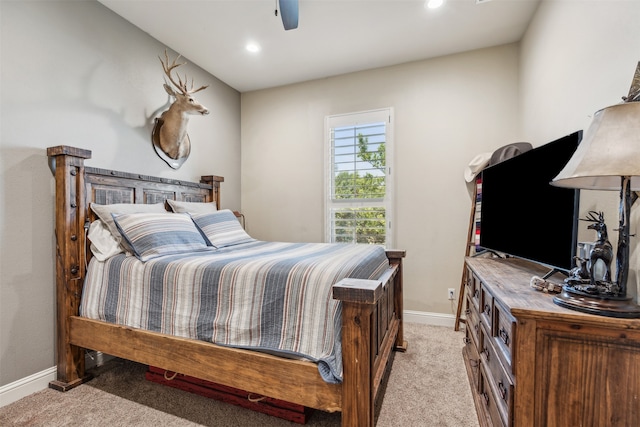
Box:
87 220 124 261
167 199 217 213
112 212 212 261
191 210 255 248
90 202 167 243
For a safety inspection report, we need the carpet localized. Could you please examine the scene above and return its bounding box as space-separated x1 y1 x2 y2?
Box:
0 323 479 426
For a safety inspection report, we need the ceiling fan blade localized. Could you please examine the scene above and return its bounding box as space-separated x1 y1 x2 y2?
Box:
278 0 299 30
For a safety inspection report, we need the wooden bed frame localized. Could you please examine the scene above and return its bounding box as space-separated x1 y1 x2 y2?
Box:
47 145 407 427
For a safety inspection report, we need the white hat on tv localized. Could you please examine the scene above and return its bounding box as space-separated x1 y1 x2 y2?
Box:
464 152 491 183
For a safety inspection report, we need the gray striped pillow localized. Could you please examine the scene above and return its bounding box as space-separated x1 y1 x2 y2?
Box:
113 212 212 261
191 210 255 248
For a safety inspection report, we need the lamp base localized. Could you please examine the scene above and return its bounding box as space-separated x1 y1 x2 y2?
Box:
553 286 640 318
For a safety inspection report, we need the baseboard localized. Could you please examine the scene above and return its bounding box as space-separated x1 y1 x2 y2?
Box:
403 309 456 327
0 366 56 408
0 350 115 409
1 311 454 408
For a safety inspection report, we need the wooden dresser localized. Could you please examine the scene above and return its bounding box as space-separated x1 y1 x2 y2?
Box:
462 256 640 427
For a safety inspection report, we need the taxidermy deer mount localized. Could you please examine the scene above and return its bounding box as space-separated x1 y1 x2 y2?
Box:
152 50 209 169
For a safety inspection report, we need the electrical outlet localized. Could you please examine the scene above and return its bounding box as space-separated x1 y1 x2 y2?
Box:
448 288 455 300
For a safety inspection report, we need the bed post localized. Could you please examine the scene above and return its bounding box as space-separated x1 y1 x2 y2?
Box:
47 145 93 391
200 175 224 208
333 250 406 426
387 250 407 351
334 279 380 427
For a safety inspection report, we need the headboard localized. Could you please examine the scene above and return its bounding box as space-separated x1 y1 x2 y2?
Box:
47 145 224 316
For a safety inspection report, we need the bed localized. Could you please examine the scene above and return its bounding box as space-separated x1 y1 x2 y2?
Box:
47 145 407 426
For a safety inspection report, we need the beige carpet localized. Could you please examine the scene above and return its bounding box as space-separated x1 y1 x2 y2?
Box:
0 323 479 426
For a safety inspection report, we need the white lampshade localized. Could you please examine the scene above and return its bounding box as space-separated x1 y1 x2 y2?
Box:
552 101 640 190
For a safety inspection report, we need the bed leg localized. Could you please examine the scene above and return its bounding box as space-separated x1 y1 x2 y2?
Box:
49 375 91 392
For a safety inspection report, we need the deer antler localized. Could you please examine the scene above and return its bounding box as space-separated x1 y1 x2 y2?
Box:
581 210 603 223
159 50 209 95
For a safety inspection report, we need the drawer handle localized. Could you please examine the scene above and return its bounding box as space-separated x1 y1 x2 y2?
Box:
465 309 471 315
474 289 479 298
498 381 507 401
484 304 491 316
463 337 471 344
482 346 490 362
474 322 479 332
499 327 510 345
469 358 479 368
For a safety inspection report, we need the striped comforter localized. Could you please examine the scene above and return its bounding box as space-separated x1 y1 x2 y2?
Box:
80 241 390 383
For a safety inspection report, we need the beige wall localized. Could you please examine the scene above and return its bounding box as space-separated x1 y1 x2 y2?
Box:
519 0 640 298
520 0 640 143
0 1 241 386
241 44 521 314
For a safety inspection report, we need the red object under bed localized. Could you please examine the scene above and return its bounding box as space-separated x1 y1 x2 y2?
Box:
145 366 314 424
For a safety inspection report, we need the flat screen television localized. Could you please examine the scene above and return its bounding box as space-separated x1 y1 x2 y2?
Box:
479 130 583 274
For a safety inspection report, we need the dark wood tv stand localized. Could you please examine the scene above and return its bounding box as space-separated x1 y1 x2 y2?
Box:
462 256 640 427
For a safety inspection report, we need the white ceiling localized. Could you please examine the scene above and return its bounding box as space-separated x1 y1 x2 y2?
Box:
98 0 541 93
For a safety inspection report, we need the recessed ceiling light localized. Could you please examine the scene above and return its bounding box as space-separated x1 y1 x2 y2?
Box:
246 43 261 53
425 0 444 9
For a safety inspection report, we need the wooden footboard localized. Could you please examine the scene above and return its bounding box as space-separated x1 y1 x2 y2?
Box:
47 145 406 427
334 250 407 426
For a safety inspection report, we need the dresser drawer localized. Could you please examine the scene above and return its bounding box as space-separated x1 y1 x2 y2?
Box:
479 363 507 427
463 333 480 390
494 301 515 369
466 267 481 311
480 284 493 331
480 324 513 426
465 296 480 348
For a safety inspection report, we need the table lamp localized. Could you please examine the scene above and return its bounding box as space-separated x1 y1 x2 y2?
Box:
551 62 640 318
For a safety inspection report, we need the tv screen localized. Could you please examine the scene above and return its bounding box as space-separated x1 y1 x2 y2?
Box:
479 131 583 273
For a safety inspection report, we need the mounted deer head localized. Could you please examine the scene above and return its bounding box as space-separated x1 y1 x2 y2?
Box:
152 50 209 168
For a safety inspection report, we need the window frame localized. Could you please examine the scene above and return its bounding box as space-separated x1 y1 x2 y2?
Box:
324 108 394 247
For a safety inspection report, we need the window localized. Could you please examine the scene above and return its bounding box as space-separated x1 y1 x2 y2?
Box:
325 108 393 247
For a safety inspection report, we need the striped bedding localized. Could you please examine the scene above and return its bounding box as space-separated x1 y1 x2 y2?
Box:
80 240 390 383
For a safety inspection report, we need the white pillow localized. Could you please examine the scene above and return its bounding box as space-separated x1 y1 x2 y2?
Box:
167 199 218 213
87 220 124 261
90 202 167 243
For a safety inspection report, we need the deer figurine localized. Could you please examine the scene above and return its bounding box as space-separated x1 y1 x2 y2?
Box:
582 211 614 288
152 50 209 168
